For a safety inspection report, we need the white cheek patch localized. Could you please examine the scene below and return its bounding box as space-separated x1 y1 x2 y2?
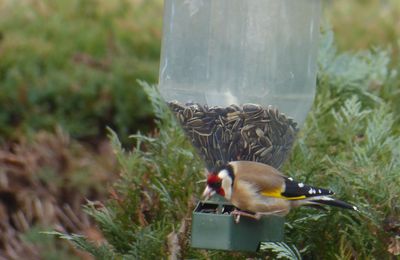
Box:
218 169 230 179
218 169 232 199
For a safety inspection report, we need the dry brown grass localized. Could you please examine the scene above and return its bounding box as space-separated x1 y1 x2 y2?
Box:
0 129 117 259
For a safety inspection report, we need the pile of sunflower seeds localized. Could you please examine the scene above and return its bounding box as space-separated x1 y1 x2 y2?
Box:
168 101 298 170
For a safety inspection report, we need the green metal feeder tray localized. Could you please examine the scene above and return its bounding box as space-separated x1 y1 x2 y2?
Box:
191 201 285 252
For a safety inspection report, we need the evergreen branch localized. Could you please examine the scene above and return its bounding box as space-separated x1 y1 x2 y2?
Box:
44 231 116 259
260 242 302 260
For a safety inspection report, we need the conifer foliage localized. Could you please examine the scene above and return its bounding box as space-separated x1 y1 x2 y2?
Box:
52 31 400 259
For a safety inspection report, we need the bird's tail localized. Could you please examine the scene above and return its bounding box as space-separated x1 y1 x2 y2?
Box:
308 196 359 211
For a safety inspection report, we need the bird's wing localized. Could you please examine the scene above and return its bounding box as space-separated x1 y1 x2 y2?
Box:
280 177 334 199
230 161 285 195
230 161 334 200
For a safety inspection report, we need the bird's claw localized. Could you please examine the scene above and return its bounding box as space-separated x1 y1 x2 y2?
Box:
231 210 241 223
234 213 241 223
231 209 259 223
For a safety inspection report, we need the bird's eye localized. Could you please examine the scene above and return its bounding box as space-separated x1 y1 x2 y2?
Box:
209 181 221 189
206 174 221 189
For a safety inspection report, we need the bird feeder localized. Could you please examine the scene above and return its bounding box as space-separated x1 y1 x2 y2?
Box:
158 0 321 252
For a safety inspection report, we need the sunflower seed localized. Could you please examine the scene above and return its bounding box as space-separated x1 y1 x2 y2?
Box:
168 102 298 170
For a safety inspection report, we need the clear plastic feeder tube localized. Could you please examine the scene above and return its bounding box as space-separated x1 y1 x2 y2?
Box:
159 0 321 169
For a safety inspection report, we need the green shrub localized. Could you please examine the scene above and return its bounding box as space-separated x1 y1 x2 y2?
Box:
282 31 400 258
51 30 400 259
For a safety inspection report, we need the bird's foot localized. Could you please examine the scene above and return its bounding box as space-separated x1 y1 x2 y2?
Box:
231 209 260 223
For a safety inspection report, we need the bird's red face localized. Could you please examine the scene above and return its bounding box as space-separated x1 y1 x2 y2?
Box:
202 173 225 200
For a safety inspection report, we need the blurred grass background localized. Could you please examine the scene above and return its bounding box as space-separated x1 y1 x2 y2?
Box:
0 0 399 259
326 0 400 62
0 0 163 145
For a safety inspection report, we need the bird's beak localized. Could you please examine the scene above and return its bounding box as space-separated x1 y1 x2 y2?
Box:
202 186 215 201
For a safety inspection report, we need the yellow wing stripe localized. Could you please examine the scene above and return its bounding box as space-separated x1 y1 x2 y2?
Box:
261 190 306 200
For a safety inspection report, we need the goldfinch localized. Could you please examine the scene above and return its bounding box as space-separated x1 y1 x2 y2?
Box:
202 161 358 221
